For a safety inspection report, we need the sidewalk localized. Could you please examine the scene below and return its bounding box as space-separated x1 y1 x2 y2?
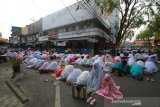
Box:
0 62 23 107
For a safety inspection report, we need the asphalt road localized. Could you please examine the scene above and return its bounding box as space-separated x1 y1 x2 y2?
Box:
1 62 160 107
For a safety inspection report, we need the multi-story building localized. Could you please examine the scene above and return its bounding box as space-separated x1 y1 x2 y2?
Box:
41 1 116 54
10 26 21 47
20 26 28 48
9 1 118 54
27 18 43 46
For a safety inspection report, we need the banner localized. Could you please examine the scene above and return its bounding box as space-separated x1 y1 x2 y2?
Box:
38 36 48 41
57 41 66 46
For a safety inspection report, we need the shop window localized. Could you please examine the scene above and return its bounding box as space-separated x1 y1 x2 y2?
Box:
66 28 68 32
58 28 62 33
54 29 58 34
90 22 94 28
85 21 91 29
75 25 79 30
79 24 84 30
61 28 65 33
69 25 75 31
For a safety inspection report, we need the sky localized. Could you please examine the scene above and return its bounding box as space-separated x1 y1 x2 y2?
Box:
0 0 77 39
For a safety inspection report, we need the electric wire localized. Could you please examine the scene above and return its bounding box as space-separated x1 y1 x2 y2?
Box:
60 0 78 23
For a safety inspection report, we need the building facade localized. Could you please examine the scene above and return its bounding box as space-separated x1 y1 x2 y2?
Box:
10 26 21 47
27 18 42 46
9 1 118 54
41 1 114 54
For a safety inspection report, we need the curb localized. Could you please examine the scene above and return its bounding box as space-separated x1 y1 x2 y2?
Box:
5 79 29 104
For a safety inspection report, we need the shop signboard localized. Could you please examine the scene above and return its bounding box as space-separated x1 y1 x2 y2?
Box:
57 41 66 46
88 38 98 43
38 36 48 41
27 36 33 41
48 35 58 40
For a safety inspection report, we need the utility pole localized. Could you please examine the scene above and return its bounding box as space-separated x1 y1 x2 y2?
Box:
30 17 36 35
30 17 37 46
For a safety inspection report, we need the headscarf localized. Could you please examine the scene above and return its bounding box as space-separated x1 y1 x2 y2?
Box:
66 68 82 84
85 55 91 59
30 59 41 68
28 58 37 66
87 60 104 90
114 56 121 62
60 65 74 79
103 62 113 72
136 60 145 68
130 64 143 76
47 61 58 72
74 58 82 64
135 53 145 60
79 58 88 65
54 67 65 77
144 61 158 73
105 54 113 62
128 57 136 66
64 54 72 62
35 60 45 69
128 54 133 58
39 62 50 70
42 54 48 60
120 53 125 57
59 57 65 66
93 55 105 68
94 55 99 60
96 74 123 104
147 55 157 62
85 58 94 66
113 62 123 70
77 71 90 85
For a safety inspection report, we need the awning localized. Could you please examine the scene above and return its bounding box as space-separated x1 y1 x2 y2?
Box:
53 36 94 42
35 42 43 45
26 43 33 45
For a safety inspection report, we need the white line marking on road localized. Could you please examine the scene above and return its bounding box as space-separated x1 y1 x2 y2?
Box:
55 85 61 107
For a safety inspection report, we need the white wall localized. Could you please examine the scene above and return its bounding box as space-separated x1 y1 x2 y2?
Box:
42 1 111 31
43 3 93 31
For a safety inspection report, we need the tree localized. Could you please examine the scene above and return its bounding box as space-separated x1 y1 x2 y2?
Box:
148 13 160 34
121 30 134 47
76 0 160 48
136 28 154 46
136 12 160 49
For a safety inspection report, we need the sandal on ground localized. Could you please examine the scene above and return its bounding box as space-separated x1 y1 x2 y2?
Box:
150 79 155 82
90 99 96 105
56 77 61 81
146 78 150 81
53 81 60 86
87 97 93 103
44 79 49 82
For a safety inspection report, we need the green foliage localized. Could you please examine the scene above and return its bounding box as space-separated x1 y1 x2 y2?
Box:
137 12 160 40
12 57 21 66
157 45 160 52
76 0 160 47
148 13 160 33
136 28 154 40
124 30 134 40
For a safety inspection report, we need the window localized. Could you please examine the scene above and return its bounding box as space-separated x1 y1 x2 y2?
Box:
79 24 84 30
85 21 90 29
69 25 75 31
58 29 62 33
75 25 79 30
66 27 68 32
